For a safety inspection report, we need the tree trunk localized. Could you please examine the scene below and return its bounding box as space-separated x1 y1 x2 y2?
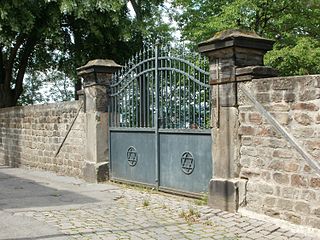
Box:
0 85 16 108
74 78 82 100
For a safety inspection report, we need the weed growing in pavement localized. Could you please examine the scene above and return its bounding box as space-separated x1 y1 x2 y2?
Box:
142 199 150 207
194 193 208 206
204 220 214 226
179 207 201 223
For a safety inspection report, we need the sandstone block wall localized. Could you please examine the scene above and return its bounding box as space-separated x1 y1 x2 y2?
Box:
238 75 320 228
0 101 85 177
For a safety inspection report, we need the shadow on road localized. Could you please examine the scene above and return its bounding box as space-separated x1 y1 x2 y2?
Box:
0 166 98 209
0 221 188 240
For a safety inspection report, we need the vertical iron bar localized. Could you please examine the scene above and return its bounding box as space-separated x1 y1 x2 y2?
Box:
193 64 196 127
178 54 181 128
135 70 138 127
146 49 150 128
131 80 134 127
114 83 117 127
159 51 163 129
174 58 177 128
151 50 154 128
188 63 191 128
124 74 127 127
138 52 142 127
154 45 159 189
198 56 201 127
183 58 186 128
116 84 118 127
204 56 207 128
169 54 172 128
165 55 168 128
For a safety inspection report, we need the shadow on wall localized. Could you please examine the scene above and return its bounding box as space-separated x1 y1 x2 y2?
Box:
0 107 23 168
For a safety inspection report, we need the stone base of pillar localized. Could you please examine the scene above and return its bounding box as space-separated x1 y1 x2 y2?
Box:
208 178 247 212
82 161 109 183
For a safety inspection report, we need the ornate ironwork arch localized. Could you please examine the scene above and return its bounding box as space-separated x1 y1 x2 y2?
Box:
109 45 211 130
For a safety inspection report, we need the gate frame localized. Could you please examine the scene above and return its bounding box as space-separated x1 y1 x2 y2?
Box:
108 45 212 196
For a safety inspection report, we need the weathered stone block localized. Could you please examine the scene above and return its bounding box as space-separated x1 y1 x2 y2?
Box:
310 178 320 188
256 93 270 103
283 92 296 102
258 183 274 194
299 90 318 101
239 125 255 136
248 113 262 124
241 136 253 146
283 163 299 172
292 102 319 111
239 168 261 178
82 161 109 183
316 114 320 124
281 187 299 199
294 201 311 214
273 172 289 185
272 78 295 90
263 196 276 207
208 178 247 212
291 174 308 187
272 112 290 125
277 199 293 211
240 146 258 157
256 126 278 137
294 112 313 126
271 92 284 103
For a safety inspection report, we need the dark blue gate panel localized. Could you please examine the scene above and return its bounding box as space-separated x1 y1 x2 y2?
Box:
110 131 156 185
159 132 212 193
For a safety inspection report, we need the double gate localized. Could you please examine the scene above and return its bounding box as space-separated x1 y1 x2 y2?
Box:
109 46 212 196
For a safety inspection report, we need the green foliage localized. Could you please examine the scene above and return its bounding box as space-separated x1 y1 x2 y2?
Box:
18 73 46 105
173 0 320 76
0 0 172 107
266 37 320 76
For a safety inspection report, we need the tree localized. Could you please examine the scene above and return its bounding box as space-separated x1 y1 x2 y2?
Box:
0 0 171 108
173 0 320 76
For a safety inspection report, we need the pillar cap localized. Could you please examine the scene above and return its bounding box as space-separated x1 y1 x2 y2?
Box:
77 59 122 76
198 29 275 54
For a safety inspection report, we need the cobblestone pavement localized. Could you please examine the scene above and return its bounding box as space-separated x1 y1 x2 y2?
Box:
0 167 319 240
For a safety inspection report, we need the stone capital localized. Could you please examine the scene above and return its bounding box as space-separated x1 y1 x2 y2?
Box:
77 59 122 87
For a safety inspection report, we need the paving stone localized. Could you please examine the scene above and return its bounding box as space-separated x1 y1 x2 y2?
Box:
1 168 318 240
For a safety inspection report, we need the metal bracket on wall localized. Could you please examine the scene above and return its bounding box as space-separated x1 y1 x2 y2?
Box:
54 102 84 158
240 85 320 176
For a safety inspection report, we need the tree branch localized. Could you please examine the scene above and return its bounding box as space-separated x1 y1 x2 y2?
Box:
14 35 37 100
0 45 4 84
4 34 26 89
129 0 142 22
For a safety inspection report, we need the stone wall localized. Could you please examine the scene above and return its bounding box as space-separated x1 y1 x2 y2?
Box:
0 100 85 177
238 75 320 228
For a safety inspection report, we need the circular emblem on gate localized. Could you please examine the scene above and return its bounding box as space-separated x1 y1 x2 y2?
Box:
127 146 138 167
181 151 195 175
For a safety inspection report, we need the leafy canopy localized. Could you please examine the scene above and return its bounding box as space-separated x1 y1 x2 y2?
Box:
173 0 320 76
0 0 171 106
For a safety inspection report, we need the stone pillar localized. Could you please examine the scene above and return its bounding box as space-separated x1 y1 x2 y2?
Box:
77 59 121 182
198 29 276 211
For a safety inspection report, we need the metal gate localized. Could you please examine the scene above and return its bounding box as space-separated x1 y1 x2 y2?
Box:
109 46 212 196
